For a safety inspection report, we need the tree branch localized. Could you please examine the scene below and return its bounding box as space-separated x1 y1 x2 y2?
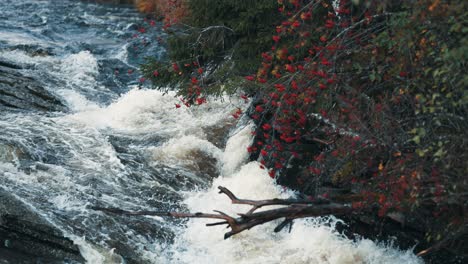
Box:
91 186 354 239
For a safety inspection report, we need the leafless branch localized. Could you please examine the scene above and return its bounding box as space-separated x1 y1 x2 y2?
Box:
91 186 354 239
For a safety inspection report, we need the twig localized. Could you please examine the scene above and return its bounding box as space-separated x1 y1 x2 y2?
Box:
91 186 355 239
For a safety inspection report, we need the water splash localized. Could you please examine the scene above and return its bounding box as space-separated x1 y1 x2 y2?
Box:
158 125 423 264
60 50 99 87
67 88 241 136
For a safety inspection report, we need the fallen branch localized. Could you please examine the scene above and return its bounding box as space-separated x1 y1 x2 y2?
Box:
91 186 354 239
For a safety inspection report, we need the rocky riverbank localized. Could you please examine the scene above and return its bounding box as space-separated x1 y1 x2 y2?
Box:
0 61 65 112
0 59 81 263
0 189 85 263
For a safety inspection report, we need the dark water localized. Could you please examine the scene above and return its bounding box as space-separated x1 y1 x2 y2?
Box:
0 0 222 262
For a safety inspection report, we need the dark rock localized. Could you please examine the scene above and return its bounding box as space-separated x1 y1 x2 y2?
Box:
0 63 66 112
8 45 55 58
204 120 236 149
0 143 28 163
0 189 85 263
0 60 23 70
97 58 137 93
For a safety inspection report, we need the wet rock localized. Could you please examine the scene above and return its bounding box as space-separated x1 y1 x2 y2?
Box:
98 58 137 93
9 45 55 57
0 63 66 112
0 189 85 263
0 60 22 70
0 143 27 163
204 119 236 149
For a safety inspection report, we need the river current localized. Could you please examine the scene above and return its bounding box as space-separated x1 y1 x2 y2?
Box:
0 1 423 263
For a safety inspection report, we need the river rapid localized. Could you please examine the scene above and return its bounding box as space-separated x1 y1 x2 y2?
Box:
0 1 423 263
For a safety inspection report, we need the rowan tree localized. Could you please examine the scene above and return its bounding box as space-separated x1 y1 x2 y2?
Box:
130 0 467 259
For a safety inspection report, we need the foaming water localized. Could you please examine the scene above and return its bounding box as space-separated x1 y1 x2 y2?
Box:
60 51 99 87
0 49 55 65
56 89 101 112
220 122 255 176
0 31 49 46
150 135 223 172
67 88 239 136
159 126 423 264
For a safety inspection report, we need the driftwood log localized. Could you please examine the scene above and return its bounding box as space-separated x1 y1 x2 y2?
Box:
90 186 454 257
91 186 354 239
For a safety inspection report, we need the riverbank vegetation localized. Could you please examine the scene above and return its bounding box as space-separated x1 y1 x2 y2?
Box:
124 0 467 261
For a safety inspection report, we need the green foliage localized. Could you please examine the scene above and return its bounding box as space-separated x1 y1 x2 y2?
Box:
187 0 279 69
343 1 467 246
142 0 281 98
141 0 467 254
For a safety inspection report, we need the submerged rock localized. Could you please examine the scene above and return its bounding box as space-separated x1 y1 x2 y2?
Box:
0 143 27 164
0 189 85 263
0 62 66 112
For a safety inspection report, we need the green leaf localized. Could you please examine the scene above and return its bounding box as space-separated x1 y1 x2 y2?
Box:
416 148 425 157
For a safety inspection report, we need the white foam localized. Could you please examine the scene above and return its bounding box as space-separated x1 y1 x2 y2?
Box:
56 89 101 112
66 88 191 134
160 124 423 264
50 194 88 212
0 161 73 190
221 123 255 176
0 49 55 64
151 135 222 170
114 43 129 63
0 31 46 45
66 88 241 136
0 49 104 108
69 236 107 264
60 50 99 87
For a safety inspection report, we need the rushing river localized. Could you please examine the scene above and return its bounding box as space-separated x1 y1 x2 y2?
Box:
0 1 423 263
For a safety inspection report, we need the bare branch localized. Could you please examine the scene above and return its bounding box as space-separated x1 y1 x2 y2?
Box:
91 186 355 239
